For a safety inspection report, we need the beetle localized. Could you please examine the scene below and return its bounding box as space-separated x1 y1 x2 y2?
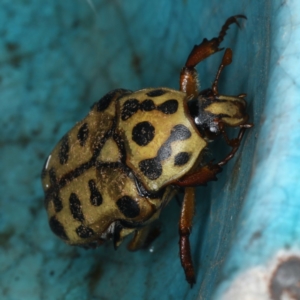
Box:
41 15 252 286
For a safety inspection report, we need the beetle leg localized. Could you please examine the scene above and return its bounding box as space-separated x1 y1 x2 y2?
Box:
218 121 242 148
218 127 246 167
172 163 222 187
179 187 196 287
217 122 253 167
127 224 161 251
173 124 253 187
212 48 232 95
180 15 246 98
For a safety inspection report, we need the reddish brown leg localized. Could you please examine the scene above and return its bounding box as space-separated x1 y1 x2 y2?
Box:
173 126 252 187
212 48 233 95
180 15 246 98
173 163 222 187
179 187 196 287
218 127 247 167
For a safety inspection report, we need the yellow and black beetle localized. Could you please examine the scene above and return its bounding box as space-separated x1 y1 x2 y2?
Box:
41 15 252 286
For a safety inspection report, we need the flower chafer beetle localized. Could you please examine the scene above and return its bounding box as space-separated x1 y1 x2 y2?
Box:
41 15 252 286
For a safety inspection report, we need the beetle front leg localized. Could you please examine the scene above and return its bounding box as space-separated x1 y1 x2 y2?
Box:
179 187 196 287
172 163 222 187
211 48 233 95
180 15 246 98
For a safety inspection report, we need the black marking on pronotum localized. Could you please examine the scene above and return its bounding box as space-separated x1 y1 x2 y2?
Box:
122 97 178 121
157 99 178 114
88 179 103 206
146 89 168 97
157 144 172 161
76 225 95 238
120 90 183 120
69 193 85 222
121 99 139 120
132 121 155 146
139 158 162 180
49 216 69 240
116 196 141 218
174 152 191 166
77 123 89 146
140 99 155 111
139 124 192 180
95 89 132 112
169 124 192 142
59 134 70 165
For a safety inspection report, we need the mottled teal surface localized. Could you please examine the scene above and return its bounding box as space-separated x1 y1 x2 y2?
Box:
2 0 297 299
214 1 300 299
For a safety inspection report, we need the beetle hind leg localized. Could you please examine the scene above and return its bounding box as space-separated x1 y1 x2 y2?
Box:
179 187 196 287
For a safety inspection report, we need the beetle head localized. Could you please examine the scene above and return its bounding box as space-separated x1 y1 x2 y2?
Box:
189 90 249 139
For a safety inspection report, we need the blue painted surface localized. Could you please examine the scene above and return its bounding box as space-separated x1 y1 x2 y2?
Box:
2 0 295 299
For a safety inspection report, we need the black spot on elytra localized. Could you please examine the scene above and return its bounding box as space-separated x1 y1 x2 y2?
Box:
47 168 63 212
49 217 69 240
116 196 140 218
77 123 89 146
96 89 131 112
146 89 167 97
174 152 190 166
53 194 63 212
157 100 178 114
76 225 95 238
121 99 139 120
132 121 155 146
140 99 155 111
88 180 103 206
113 133 126 162
96 91 115 111
69 193 85 222
139 158 162 180
49 168 57 185
59 135 70 165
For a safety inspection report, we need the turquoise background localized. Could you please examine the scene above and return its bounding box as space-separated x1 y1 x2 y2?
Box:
1 0 299 299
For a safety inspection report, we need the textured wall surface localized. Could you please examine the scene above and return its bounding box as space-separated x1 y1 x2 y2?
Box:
1 0 299 300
